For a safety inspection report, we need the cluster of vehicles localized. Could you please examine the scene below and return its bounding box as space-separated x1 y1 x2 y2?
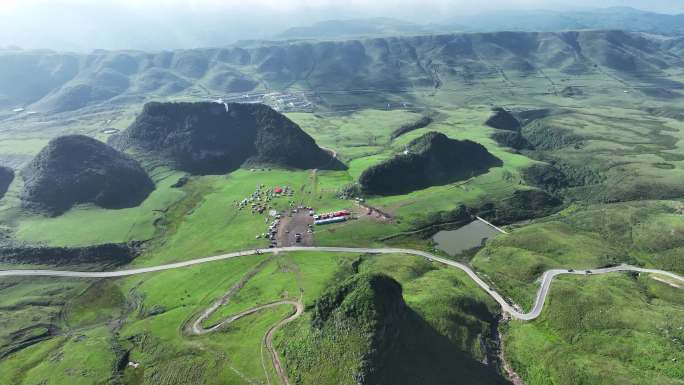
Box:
254 207 351 248
256 216 281 248
236 185 295 215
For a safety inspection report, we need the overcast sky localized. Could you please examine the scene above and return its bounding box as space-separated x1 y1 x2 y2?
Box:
1 0 683 51
3 0 684 14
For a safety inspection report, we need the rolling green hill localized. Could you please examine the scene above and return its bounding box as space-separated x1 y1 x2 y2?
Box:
114 102 341 174
21 135 154 216
280 272 510 385
359 132 501 195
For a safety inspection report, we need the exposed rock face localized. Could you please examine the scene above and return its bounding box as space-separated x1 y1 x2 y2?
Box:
22 135 154 216
485 107 521 131
359 132 501 195
0 166 15 199
115 102 342 175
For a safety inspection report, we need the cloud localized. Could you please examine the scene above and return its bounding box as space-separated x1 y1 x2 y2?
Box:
1 0 683 51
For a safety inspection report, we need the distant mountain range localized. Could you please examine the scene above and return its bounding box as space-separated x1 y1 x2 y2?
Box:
2 30 683 114
277 17 431 40
276 7 684 40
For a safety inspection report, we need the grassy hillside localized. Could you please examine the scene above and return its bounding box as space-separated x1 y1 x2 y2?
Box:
359 131 501 195
505 273 684 385
279 271 509 385
0 252 511 385
472 200 684 309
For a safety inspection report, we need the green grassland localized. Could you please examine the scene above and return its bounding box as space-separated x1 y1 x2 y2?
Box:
505 273 684 385
9 168 186 247
0 104 536 257
276 253 507 385
472 200 684 309
3 32 684 385
0 251 509 385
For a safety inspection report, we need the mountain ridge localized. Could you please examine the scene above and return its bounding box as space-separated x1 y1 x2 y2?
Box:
1 29 683 113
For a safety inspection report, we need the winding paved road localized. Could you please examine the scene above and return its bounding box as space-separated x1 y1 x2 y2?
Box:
1 246 682 321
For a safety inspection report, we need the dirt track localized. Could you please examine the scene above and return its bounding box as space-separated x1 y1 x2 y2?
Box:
187 258 303 385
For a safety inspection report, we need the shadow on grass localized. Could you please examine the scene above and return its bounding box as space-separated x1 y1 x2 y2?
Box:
369 306 512 385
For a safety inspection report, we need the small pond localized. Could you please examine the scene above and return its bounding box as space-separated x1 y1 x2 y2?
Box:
433 220 501 256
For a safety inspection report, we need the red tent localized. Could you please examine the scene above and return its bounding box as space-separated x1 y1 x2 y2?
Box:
274 187 283 194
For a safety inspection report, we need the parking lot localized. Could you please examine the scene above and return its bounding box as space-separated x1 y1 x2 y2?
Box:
276 209 314 247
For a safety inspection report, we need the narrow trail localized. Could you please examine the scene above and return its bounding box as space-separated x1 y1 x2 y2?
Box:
185 258 303 385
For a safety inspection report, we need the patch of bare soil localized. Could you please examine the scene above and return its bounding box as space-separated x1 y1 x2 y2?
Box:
355 201 393 223
276 210 314 247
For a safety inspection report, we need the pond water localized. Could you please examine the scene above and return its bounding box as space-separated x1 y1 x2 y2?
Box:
433 220 501 256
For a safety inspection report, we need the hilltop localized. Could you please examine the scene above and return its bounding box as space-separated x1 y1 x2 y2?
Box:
21 135 154 216
360 132 501 195
114 102 342 175
279 273 509 385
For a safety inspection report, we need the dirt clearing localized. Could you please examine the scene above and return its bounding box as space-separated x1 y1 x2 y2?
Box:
276 210 314 247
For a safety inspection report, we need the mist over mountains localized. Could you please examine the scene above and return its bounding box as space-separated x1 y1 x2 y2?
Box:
1 5 683 51
278 7 684 40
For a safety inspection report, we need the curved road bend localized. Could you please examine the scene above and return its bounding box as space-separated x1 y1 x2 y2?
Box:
188 255 304 385
1 246 683 321
193 299 303 385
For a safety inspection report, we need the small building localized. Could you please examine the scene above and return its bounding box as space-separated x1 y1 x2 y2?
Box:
315 216 347 226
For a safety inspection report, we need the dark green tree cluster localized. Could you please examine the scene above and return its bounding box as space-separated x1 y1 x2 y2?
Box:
360 132 501 195
116 102 344 175
390 116 433 139
21 135 154 216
